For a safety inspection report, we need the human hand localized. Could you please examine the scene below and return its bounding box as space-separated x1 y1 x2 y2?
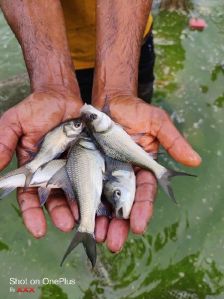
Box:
94 95 201 252
0 89 83 237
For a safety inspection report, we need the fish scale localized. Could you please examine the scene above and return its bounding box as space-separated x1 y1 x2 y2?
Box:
66 139 105 233
94 124 166 178
81 104 196 204
105 156 133 174
5 118 84 189
61 137 105 267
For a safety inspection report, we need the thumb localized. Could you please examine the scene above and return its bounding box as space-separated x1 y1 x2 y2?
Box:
0 108 22 170
157 110 201 167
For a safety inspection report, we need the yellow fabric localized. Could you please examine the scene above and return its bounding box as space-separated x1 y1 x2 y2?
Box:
61 1 153 70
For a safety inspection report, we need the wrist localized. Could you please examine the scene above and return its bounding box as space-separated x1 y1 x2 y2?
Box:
30 57 80 97
92 67 137 109
31 79 83 110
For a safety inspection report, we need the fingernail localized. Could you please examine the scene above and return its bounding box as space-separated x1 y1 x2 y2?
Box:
189 151 202 166
116 246 123 254
33 229 45 239
56 218 74 232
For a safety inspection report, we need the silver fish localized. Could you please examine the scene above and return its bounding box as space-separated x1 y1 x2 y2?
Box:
14 118 84 188
103 157 136 219
0 160 74 205
49 134 105 267
81 104 196 203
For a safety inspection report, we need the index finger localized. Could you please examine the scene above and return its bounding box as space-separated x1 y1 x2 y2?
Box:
157 111 201 167
0 108 21 170
130 169 157 234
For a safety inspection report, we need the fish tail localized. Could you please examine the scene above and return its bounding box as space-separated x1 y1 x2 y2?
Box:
158 169 197 204
38 187 51 206
60 231 96 268
0 165 32 199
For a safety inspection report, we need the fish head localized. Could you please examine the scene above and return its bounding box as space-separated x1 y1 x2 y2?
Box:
114 187 135 219
63 118 84 138
104 181 135 219
80 104 112 133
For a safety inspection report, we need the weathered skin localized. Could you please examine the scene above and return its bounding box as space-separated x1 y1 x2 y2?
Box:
103 157 136 219
0 0 83 237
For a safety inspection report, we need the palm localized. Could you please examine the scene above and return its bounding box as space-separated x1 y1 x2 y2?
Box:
0 91 82 237
15 91 81 165
94 95 201 252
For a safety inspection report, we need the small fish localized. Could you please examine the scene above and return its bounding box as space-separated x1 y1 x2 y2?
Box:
103 157 136 219
49 134 105 267
0 160 74 205
81 104 196 203
15 118 84 188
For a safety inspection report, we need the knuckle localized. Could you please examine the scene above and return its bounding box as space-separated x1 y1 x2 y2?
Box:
159 108 170 120
0 108 15 122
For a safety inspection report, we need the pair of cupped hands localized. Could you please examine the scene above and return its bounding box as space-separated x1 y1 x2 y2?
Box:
0 89 201 252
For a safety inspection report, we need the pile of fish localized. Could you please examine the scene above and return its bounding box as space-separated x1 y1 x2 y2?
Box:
0 105 195 267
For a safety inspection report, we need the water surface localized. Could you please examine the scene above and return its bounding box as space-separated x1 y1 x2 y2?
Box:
0 1 223 298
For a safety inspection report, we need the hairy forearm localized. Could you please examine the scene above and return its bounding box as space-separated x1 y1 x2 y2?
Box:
93 0 152 107
1 0 80 97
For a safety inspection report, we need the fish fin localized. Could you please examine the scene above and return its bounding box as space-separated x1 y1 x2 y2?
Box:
158 169 197 204
0 187 16 199
24 171 35 189
79 139 97 150
102 95 111 116
60 231 96 268
38 162 50 171
26 138 44 161
0 165 30 198
0 165 26 181
0 165 32 191
103 172 120 184
96 202 111 217
47 166 75 200
46 166 66 187
62 185 75 201
38 187 51 206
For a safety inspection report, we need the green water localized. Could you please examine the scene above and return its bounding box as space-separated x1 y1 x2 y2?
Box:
0 1 224 298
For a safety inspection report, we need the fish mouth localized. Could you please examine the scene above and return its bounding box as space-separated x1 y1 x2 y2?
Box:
115 206 130 219
115 203 132 219
81 111 98 123
116 207 123 218
80 113 93 126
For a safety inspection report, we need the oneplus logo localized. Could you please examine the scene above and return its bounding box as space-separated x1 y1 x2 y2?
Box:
16 287 35 293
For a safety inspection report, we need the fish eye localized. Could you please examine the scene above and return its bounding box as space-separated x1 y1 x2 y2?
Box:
89 113 98 120
113 189 121 200
74 121 81 128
